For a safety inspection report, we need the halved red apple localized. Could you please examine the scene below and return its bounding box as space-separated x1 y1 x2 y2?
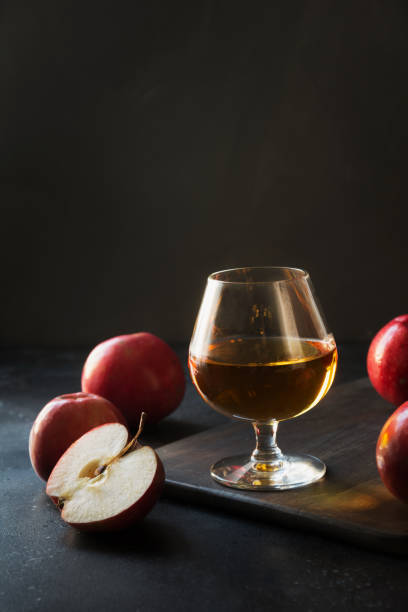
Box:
46 422 164 531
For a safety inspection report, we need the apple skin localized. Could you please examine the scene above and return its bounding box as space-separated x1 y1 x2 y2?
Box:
81 333 185 427
367 315 408 406
29 392 126 481
376 401 408 503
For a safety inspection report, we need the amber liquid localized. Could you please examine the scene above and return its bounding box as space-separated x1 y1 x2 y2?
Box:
189 337 337 422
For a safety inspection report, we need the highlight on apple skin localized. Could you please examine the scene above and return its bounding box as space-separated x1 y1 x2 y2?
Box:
376 401 408 503
29 392 127 481
367 314 408 406
81 332 185 427
46 422 165 531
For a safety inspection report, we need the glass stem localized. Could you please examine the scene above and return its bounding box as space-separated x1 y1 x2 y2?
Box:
251 421 284 472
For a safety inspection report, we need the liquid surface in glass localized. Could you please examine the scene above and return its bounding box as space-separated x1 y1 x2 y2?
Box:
189 336 337 422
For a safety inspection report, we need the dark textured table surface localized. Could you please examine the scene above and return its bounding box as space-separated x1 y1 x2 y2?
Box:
1 343 408 612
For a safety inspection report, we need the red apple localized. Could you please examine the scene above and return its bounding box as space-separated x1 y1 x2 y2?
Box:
29 392 126 481
376 401 408 503
46 422 165 531
367 315 408 405
81 333 185 427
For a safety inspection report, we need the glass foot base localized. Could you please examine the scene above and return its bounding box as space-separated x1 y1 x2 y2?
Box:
210 453 326 491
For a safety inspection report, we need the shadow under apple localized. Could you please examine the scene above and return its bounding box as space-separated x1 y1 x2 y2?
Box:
62 513 190 559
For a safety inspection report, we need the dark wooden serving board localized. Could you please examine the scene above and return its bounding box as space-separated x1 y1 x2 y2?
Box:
157 378 408 555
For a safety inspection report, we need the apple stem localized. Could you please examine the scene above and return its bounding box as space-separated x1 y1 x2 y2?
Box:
116 411 147 458
134 411 147 441
93 412 147 476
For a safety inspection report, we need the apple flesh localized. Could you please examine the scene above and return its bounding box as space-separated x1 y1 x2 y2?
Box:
29 392 126 481
81 333 185 427
376 401 408 503
367 315 408 405
46 422 165 531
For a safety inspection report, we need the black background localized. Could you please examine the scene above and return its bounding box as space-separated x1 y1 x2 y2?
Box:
1 0 408 347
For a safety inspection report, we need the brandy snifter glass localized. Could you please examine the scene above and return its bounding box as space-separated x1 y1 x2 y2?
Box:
188 266 337 491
